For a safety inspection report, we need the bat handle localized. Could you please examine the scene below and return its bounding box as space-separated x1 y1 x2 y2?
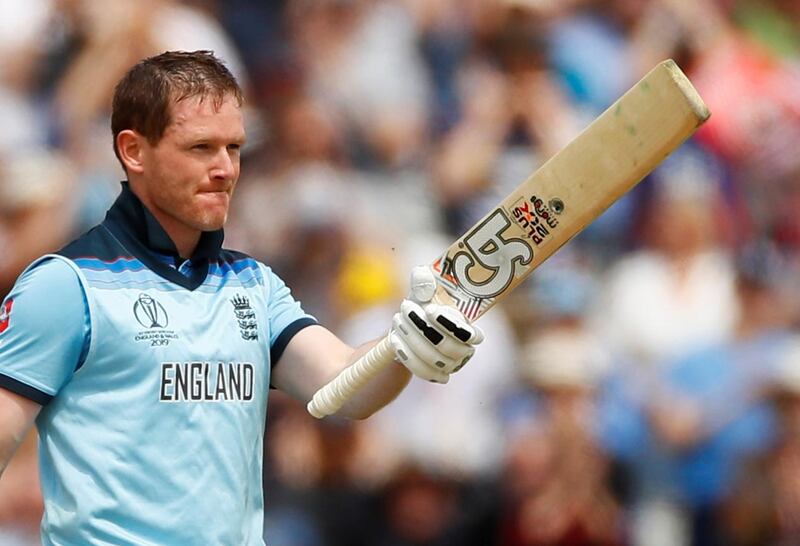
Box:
307 334 395 418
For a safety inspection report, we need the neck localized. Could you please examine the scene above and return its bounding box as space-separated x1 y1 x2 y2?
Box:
128 182 201 259
152 212 201 259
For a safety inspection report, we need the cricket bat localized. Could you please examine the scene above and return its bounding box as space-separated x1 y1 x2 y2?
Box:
308 59 710 419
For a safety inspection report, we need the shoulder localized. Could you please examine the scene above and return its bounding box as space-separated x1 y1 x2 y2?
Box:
5 256 88 339
10 257 88 326
18 256 84 294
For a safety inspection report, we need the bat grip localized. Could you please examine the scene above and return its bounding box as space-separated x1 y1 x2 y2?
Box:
307 334 395 418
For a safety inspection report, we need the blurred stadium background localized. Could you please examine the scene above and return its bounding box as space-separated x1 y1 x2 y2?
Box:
1 0 800 545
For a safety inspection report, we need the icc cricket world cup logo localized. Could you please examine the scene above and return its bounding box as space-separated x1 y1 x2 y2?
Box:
134 294 169 329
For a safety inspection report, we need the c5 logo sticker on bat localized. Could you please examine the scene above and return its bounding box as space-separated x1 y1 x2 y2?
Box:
451 209 534 298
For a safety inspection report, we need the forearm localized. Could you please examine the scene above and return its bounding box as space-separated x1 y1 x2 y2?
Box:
271 326 412 419
333 339 412 420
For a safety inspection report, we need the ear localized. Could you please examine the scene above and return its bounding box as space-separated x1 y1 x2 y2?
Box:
117 130 146 174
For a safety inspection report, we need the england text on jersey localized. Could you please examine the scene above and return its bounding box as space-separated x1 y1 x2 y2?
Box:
159 361 254 402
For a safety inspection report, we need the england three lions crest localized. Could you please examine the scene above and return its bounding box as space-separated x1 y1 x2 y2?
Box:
231 294 259 341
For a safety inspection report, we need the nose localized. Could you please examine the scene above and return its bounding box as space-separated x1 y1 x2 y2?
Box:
210 147 237 181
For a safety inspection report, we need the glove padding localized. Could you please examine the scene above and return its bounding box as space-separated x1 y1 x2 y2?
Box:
390 266 485 383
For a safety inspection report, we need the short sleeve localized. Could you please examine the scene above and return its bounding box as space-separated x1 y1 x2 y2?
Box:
0 258 90 404
262 265 316 366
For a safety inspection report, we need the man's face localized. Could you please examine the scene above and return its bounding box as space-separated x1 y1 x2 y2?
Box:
138 93 245 235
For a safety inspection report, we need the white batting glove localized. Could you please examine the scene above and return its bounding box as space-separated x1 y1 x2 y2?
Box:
389 266 485 383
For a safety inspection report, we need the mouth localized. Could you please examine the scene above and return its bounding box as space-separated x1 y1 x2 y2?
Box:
197 190 231 205
199 188 232 197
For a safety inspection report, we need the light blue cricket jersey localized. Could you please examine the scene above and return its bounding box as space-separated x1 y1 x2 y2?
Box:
0 183 316 545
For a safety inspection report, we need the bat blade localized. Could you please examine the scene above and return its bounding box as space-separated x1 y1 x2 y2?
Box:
308 59 710 418
432 59 710 321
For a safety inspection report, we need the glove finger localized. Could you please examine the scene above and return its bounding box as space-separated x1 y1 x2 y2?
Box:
396 303 462 372
389 332 449 383
409 265 437 304
399 323 462 374
417 324 474 361
399 300 447 347
472 323 485 345
423 303 485 345
452 350 474 373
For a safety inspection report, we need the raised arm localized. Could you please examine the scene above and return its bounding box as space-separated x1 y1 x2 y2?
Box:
271 325 412 420
271 266 484 419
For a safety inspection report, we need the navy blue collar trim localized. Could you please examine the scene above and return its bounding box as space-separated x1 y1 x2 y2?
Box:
102 182 225 290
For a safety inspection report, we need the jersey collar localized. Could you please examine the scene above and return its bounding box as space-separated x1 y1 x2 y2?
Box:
103 182 224 290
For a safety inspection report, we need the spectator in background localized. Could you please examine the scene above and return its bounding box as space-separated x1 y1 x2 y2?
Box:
432 5 583 237
376 466 460 546
591 147 737 368
404 0 477 135
496 248 622 546
0 0 53 154
0 150 78 298
48 0 247 153
498 313 622 546
372 463 498 546
600 242 794 546
286 0 432 169
720 336 800 546
264 395 391 546
590 147 738 546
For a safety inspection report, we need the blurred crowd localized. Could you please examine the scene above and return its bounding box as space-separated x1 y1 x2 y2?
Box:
1 0 800 544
